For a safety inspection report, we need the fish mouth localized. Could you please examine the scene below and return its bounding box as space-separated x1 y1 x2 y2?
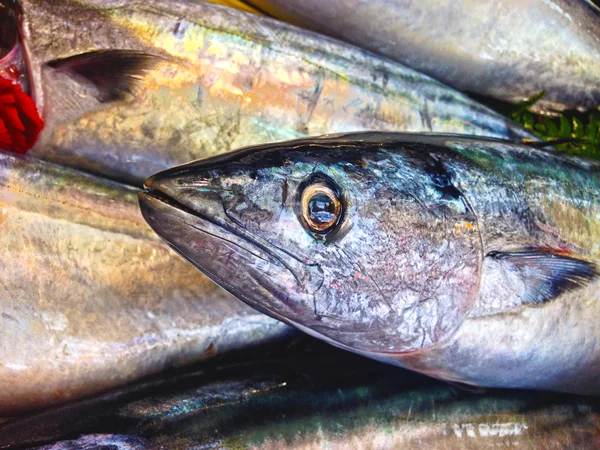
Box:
139 176 324 324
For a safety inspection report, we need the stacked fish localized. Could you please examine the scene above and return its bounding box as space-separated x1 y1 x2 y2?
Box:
0 0 599 448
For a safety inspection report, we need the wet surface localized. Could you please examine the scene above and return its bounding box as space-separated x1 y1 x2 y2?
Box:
1 338 599 449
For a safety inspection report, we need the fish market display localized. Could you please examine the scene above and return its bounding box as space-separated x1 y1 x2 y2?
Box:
140 132 600 394
0 151 289 415
246 0 600 113
1 0 532 185
1 340 599 450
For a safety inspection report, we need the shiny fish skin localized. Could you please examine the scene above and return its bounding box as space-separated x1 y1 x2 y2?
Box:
2 343 600 450
0 151 289 415
204 0 263 14
13 0 532 185
247 0 600 113
140 132 600 394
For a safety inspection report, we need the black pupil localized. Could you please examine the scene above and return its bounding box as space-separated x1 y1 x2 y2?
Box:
308 193 336 225
0 1 18 60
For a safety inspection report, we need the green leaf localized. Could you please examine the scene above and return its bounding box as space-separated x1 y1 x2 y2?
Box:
511 90 546 115
573 117 585 139
542 117 558 137
558 115 571 138
477 89 600 160
522 112 535 129
588 113 599 145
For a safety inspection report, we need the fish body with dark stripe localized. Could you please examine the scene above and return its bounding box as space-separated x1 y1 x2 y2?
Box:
246 0 600 113
140 133 600 394
0 151 290 415
1 0 531 184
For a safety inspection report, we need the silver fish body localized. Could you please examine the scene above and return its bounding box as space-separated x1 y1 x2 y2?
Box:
2 343 600 450
247 0 600 112
0 151 289 415
140 132 600 394
7 0 532 185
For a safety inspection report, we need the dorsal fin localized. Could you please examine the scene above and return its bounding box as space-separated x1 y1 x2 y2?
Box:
486 249 598 304
46 50 163 102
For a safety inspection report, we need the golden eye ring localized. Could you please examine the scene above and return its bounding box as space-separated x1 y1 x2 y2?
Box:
301 181 342 233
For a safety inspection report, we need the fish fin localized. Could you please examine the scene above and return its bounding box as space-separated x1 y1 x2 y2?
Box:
46 50 162 102
446 381 487 394
486 249 598 304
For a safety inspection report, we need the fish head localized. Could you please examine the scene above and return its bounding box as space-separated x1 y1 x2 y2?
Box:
140 135 483 356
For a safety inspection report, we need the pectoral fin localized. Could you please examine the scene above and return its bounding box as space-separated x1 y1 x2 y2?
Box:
486 249 598 305
46 50 163 102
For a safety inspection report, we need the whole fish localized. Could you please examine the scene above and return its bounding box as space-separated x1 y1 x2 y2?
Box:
0 151 289 415
1 340 599 450
247 0 600 113
2 0 531 185
140 132 600 394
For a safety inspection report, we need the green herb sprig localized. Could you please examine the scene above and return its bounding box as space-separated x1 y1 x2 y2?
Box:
476 91 600 160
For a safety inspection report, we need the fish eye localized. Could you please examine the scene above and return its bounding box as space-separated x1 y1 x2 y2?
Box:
300 176 343 234
0 0 18 60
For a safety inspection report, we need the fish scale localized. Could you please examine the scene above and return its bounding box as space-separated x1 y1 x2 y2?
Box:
246 0 600 113
0 0 535 185
2 340 599 450
0 150 290 415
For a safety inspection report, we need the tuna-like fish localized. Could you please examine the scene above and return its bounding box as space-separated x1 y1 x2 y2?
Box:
0 151 289 415
2 340 599 450
247 0 600 113
2 0 531 184
140 132 600 394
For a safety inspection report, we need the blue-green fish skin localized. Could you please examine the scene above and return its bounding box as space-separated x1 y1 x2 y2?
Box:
140 132 600 394
3 344 600 450
247 0 600 113
11 0 533 185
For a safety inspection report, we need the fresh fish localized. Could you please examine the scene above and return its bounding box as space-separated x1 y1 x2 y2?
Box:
1 339 599 450
246 0 600 113
2 0 532 185
0 151 290 415
140 132 600 394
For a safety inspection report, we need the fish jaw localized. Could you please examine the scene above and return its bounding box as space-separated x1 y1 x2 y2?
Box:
138 190 320 328
138 189 363 357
